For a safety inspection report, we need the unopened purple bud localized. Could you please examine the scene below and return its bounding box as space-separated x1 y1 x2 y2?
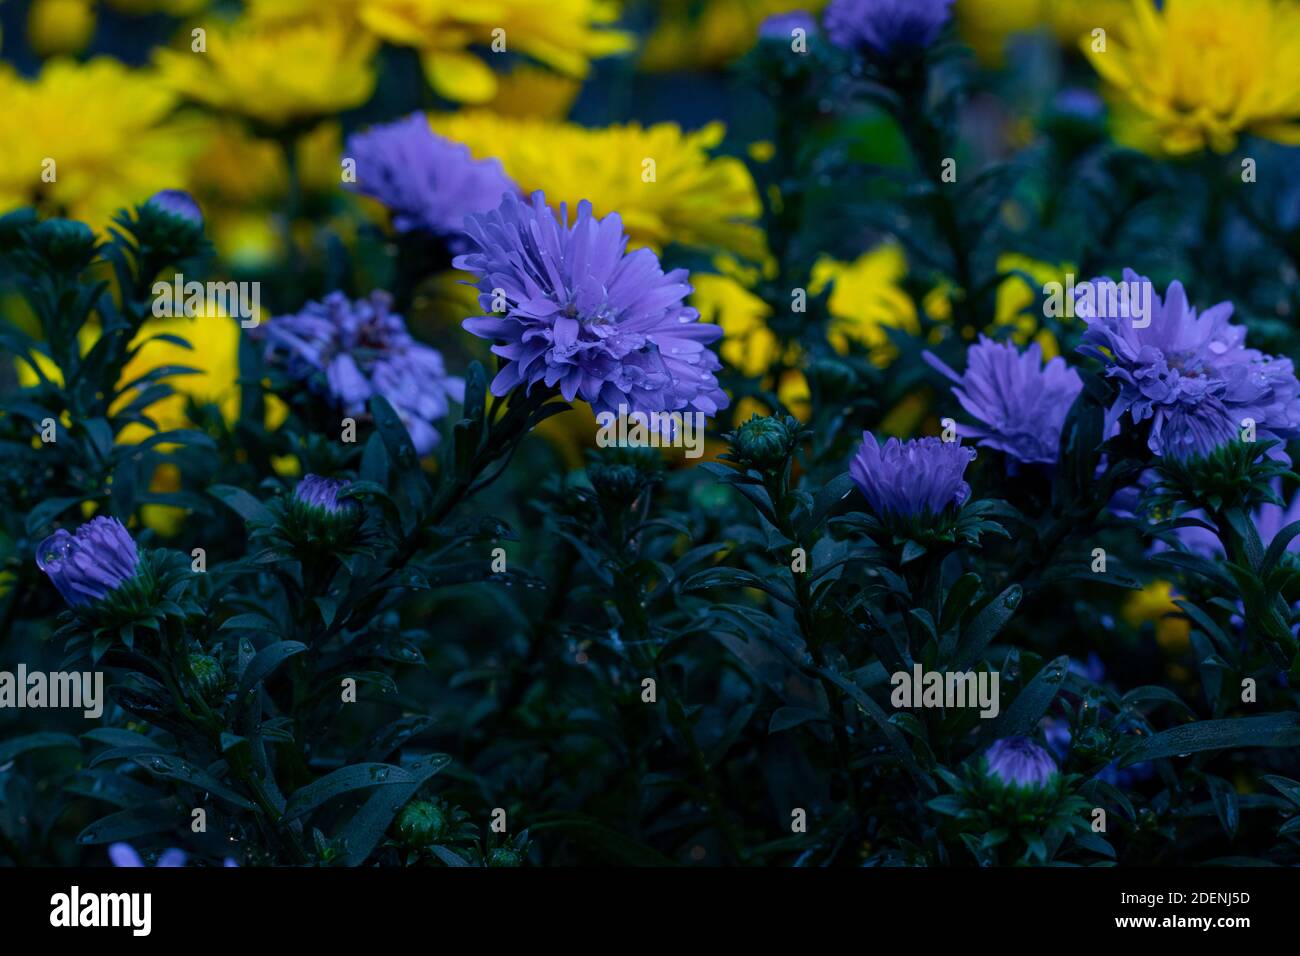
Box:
36 516 141 608
985 736 1058 790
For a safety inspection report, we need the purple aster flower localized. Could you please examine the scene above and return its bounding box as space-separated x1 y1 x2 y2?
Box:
36 517 140 608
258 291 464 456
110 843 186 868
344 113 515 248
147 189 204 228
924 336 1083 466
1053 87 1105 121
850 433 975 521
455 191 729 423
823 0 953 59
759 10 818 41
294 475 357 516
985 736 1057 790
1075 270 1300 461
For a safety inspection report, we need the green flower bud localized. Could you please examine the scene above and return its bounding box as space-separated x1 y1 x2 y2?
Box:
187 653 225 701
395 800 448 847
486 847 522 867
726 414 803 471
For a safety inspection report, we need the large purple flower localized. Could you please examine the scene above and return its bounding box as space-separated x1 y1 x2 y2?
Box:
37 517 140 608
1076 270 1300 461
823 0 953 59
985 737 1057 790
258 291 464 455
344 113 515 247
925 336 1083 466
455 191 729 422
850 433 975 521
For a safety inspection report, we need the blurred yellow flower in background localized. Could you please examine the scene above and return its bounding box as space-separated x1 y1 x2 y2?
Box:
1085 0 1300 155
15 313 251 442
813 243 920 365
957 0 1127 67
27 0 96 57
641 0 827 71
991 252 1072 357
156 14 378 127
0 58 196 226
1122 580 1191 653
430 112 765 259
482 66 582 120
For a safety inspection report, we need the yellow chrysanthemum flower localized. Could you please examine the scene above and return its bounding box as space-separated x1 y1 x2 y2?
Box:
0 58 197 227
156 14 378 127
812 244 920 365
430 112 766 259
641 0 827 71
246 0 629 104
1085 0 1300 155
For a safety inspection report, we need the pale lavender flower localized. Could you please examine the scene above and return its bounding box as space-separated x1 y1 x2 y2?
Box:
759 10 818 40
258 291 464 455
344 113 515 247
850 433 974 521
924 336 1082 466
37 517 140 608
110 843 186 867
985 736 1057 789
1075 270 1300 461
823 0 953 59
456 191 728 422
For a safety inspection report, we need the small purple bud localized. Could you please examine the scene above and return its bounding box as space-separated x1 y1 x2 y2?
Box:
147 189 204 229
985 736 1058 790
294 475 357 516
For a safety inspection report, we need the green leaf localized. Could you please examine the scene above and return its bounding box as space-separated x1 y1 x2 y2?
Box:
951 584 1022 670
130 754 256 810
209 484 273 525
335 754 452 866
1121 713 1300 766
985 655 1069 742
283 763 415 821
0 731 80 764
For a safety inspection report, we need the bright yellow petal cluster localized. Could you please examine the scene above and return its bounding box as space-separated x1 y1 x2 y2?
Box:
1085 0 1300 155
640 0 827 72
812 244 920 365
155 14 378 127
0 58 197 226
429 111 765 259
246 0 630 104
